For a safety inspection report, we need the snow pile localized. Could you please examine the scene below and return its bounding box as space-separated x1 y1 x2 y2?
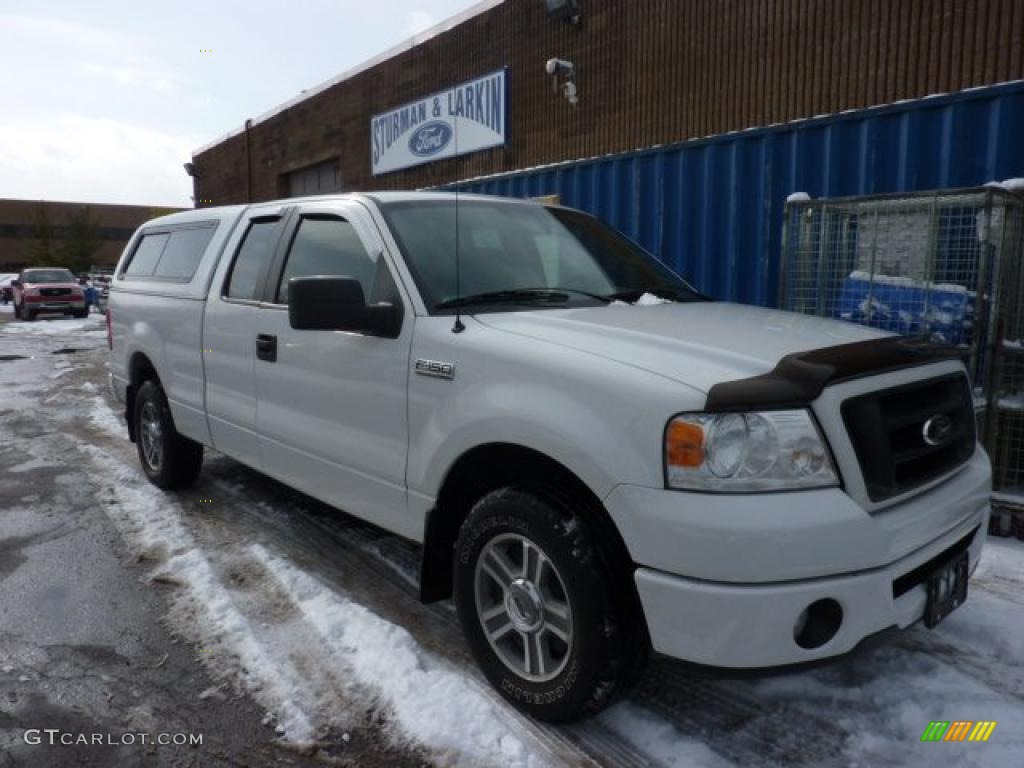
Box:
78 445 320 740
608 292 673 307
635 292 671 306
251 544 545 768
847 271 971 294
76 441 550 766
88 396 125 437
786 191 811 203
985 178 1024 193
2 316 102 335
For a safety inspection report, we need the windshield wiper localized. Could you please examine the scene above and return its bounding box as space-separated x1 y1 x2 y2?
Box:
436 288 571 310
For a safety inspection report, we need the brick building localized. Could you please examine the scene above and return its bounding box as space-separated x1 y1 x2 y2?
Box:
191 0 1024 206
0 199 180 272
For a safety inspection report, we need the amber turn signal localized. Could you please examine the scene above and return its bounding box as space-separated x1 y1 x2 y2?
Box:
666 420 704 468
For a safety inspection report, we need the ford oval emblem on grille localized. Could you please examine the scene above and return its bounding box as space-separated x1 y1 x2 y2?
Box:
922 414 954 446
409 121 453 157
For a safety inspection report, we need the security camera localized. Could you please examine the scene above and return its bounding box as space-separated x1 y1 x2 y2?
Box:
545 58 574 77
545 58 578 105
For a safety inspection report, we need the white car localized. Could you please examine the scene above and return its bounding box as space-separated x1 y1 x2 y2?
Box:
107 193 991 721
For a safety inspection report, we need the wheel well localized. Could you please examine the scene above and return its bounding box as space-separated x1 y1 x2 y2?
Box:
421 444 643 627
125 352 159 442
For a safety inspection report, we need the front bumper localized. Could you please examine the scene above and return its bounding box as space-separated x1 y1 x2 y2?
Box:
635 503 987 667
605 448 991 667
25 300 86 312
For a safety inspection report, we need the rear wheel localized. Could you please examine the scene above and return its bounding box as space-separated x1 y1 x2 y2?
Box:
454 488 641 722
134 379 203 489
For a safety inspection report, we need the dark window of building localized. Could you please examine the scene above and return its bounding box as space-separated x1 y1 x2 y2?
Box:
286 160 341 198
225 220 278 300
276 217 378 304
152 225 217 280
124 233 170 276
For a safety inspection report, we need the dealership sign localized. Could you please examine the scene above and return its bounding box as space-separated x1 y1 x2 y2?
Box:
371 69 507 176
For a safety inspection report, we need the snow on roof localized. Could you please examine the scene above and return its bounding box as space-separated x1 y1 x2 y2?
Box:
193 0 503 157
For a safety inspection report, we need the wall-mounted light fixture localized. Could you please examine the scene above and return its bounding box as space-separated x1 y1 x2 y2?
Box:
543 0 581 25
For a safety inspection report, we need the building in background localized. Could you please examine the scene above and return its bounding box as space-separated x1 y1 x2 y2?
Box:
0 199 180 273
191 0 1024 304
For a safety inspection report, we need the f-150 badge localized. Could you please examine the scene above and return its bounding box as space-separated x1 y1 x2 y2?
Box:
415 359 455 380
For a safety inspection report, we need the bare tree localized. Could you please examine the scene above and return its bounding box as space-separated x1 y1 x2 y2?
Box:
62 205 102 273
28 203 57 265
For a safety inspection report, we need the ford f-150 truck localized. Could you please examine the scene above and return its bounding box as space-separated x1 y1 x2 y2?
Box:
12 267 88 320
107 192 991 722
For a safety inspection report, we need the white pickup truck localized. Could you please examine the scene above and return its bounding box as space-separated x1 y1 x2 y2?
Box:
108 192 991 721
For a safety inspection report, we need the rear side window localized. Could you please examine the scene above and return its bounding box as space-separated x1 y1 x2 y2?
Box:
124 233 169 276
153 226 216 279
225 220 279 300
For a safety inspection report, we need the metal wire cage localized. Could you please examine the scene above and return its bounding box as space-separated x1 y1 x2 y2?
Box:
780 186 1024 512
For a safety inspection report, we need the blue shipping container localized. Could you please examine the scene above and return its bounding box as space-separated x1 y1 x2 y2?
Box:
448 81 1024 307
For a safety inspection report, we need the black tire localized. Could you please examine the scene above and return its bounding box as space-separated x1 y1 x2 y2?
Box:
133 379 204 490
22 306 35 322
454 488 641 722
13 302 21 320
72 309 88 319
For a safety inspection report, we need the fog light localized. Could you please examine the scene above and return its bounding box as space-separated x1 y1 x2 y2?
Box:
794 598 843 649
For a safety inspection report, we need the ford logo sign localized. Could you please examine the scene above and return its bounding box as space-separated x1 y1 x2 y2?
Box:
922 413 954 447
409 122 453 157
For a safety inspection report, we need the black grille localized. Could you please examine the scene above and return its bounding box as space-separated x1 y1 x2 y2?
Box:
40 287 71 297
842 373 976 502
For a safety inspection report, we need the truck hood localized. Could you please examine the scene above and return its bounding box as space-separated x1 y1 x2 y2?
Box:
475 302 890 394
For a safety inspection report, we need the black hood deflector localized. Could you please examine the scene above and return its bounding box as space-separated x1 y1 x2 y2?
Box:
704 336 963 412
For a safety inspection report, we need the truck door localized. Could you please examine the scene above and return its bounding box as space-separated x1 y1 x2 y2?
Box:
203 206 289 470
252 201 414 538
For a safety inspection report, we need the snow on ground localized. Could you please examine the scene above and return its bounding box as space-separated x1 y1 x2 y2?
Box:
1 314 102 335
251 544 543 767
745 537 1024 767
73 439 551 766
87 395 125 437
599 703 731 768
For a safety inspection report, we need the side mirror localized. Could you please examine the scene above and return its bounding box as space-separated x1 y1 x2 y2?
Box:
288 276 402 338
10 280 21 288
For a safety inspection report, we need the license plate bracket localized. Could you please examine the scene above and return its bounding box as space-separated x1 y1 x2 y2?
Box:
924 550 968 628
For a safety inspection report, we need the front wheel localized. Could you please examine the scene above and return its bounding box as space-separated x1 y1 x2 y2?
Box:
454 488 641 722
133 379 204 489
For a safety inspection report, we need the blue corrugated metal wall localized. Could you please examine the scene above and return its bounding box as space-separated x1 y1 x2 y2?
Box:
449 81 1024 307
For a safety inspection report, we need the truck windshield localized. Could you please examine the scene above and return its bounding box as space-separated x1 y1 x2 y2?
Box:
23 269 75 283
379 199 702 313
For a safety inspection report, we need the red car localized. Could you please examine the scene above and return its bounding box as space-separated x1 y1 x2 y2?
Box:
11 268 88 321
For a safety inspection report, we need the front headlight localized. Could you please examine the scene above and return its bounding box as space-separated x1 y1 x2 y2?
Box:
665 410 839 492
